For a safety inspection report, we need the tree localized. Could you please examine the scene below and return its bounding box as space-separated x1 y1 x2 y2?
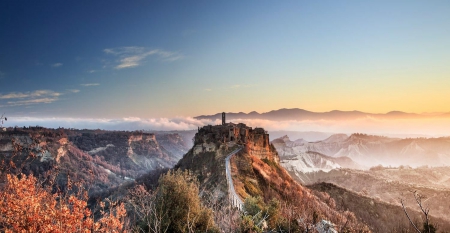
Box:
127 185 168 233
0 112 129 232
0 173 128 232
131 169 219 233
240 196 286 232
401 191 437 233
241 196 266 233
0 113 6 126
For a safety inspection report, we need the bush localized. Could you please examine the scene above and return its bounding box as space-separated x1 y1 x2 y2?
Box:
130 169 219 233
0 173 127 232
241 196 284 232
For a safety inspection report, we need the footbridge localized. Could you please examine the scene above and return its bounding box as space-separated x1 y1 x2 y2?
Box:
225 146 244 210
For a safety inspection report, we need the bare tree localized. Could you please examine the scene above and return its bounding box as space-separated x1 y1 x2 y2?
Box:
401 191 435 233
0 113 6 125
127 185 169 233
200 188 240 232
185 206 199 233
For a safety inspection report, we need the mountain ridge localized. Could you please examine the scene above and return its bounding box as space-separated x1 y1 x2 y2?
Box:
195 108 450 121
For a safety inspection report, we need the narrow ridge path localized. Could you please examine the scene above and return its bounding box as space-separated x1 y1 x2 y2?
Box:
225 146 244 210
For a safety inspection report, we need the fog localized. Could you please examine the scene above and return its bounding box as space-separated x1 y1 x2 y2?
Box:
4 116 450 138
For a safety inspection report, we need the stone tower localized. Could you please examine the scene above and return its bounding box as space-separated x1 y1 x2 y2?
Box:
222 112 226 125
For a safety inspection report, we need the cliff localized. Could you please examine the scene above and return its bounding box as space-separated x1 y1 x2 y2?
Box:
0 128 189 197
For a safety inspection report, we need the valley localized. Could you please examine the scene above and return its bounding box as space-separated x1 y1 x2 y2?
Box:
0 128 189 197
273 133 450 228
2 124 450 231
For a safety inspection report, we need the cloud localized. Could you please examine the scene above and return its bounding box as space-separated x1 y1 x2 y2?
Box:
0 90 63 107
104 46 183 69
3 116 220 131
88 70 96 73
229 84 255 90
51 63 63 67
0 93 28 99
0 90 61 100
0 71 5 79
225 117 450 137
0 89 79 107
202 84 253 92
2 115 450 138
4 115 450 138
81 83 100 87
67 89 80 93
7 98 59 106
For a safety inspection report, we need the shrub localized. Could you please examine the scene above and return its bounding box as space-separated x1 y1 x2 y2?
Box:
0 173 127 232
130 169 219 233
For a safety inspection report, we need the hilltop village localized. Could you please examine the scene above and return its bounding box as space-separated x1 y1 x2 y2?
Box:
195 122 268 146
192 113 279 163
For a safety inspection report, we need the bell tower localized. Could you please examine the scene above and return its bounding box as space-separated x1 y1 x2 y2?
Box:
222 112 226 125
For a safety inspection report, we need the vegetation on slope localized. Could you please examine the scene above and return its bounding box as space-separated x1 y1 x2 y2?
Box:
297 167 450 224
308 182 450 233
0 172 127 232
232 149 370 232
128 170 219 232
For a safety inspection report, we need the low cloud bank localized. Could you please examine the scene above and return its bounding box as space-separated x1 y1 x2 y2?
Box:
232 117 450 137
3 117 220 131
3 116 450 137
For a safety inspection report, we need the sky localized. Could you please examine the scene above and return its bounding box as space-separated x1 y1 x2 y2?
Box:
1 1 450 133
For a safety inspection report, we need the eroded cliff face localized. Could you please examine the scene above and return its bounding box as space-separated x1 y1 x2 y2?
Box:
244 130 279 163
155 133 189 161
0 128 189 197
127 133 161 157
69 131 187 174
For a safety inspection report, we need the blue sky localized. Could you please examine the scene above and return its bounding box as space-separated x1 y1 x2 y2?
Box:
1 1 450 125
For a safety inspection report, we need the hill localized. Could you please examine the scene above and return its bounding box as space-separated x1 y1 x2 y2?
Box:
297 167 450 225
175 123 370 232
308 182 450 232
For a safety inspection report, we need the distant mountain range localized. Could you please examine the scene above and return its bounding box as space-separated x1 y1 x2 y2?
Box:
195 108 450 121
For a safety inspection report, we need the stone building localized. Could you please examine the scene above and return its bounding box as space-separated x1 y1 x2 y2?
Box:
196 122 261 145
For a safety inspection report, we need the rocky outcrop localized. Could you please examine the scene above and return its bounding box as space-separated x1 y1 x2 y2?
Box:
155 133 189 161
273 135 360 173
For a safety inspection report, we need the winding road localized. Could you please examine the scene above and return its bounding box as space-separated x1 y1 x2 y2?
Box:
225 146 244 210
